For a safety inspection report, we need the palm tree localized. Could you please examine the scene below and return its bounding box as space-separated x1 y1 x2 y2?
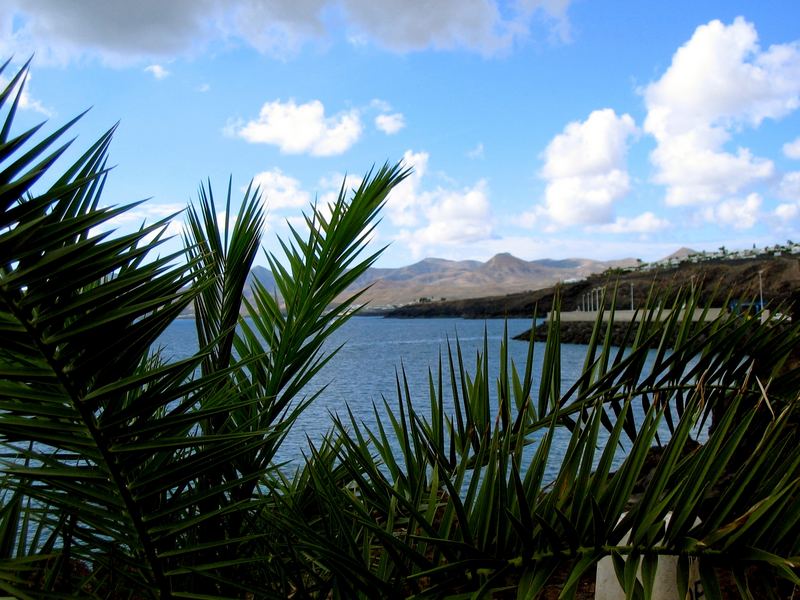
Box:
260 292 800 598
0 60 408 597
2 60 799 599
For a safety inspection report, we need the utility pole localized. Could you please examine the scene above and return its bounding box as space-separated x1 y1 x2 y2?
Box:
758 270 764 310
630 282 634 311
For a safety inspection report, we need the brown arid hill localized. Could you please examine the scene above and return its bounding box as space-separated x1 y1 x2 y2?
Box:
190 254 633 317
381 253 800 319
332 253 638 307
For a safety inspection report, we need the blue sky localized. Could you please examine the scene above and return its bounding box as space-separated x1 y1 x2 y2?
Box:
3 0 800 267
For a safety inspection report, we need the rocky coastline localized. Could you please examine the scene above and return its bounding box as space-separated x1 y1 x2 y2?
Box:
512 321 631 345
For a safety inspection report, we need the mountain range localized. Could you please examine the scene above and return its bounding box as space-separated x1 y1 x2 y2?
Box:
248 253 639 308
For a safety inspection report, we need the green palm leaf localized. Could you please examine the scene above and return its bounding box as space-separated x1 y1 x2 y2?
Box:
1 61 411 598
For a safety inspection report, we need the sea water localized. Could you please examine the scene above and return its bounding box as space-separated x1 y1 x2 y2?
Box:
156 317 689 480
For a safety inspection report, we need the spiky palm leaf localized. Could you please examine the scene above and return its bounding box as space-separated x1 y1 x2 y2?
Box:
0 61 409 598
268 292 800 599
177 162 408 596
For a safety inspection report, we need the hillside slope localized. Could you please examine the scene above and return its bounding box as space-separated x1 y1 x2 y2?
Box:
382 254 800 319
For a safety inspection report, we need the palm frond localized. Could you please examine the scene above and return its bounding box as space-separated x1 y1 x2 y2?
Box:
273 289 800 598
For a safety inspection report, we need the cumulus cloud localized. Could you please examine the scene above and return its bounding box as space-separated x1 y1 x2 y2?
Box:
249 169 366 216
396 180 493 258
232 99 362 156
384 150 429 227
316 172 365 208
0 0 575 64
0 73 51 116
784 137 800 160
774 202 799 221
251 168 312 210
257 171 375 251
644 18 800 206
374 112 405 134
537 108 638 227
592 212 670 234
382 149 494 257
700 193 762 230
144 64 169 79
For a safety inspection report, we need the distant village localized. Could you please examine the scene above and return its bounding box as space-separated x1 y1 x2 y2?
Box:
627 241 800 272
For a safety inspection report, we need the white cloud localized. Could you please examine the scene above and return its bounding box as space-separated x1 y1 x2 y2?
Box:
592 212 670 234
249 169 368 221
144 64 170 79
317 172 364 206
396 180 493 258
260 171 373 250
0 73 51 116
784 137 800 160
647 132 773 206
232 99 362 156
700 193 762 229
778 171 800 201
374 112 405 134
381 149 494 257
384 150 429 226
774 202 799 221
196 83 211 93
543 172 632 226
0 0 575 65
251 168 311 210
537 108 638 227
644 18 800 206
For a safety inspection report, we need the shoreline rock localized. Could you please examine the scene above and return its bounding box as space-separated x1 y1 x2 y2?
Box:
513 322 633 345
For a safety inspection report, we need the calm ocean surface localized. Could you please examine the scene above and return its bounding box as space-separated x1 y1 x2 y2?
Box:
158 317 674 479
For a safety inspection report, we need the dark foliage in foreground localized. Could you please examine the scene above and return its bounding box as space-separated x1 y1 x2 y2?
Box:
1 61 799 599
